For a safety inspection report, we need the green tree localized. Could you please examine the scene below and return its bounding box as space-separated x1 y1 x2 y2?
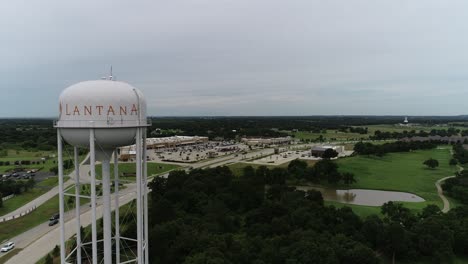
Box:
423 158 439 169
0 193 3 208
52 245 60 257
450 158 458 166
322 148 338 159
45 254 53 264
287 159 308 179
342 172 356 185
50 166 58 175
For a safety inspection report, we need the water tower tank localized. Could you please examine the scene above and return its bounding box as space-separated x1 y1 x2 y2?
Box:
55 79 150 264
56 80 147 159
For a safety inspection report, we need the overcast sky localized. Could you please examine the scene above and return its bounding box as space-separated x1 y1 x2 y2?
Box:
1 0 468 117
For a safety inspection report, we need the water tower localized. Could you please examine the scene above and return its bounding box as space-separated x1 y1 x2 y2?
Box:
55 79 150 264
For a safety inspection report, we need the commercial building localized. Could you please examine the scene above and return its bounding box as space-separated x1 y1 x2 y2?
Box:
241 136 292 146
119 136 209 161
311 145 344 158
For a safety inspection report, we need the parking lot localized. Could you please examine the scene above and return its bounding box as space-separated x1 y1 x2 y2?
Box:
146 142 250 164
2 170 55 184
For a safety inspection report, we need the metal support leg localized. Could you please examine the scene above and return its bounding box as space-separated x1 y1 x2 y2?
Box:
57 129 66 264
143 129 149 264
89 128 98 264
136 128 143 264
102 159 112 264
74 147 82 264
114 149 120 264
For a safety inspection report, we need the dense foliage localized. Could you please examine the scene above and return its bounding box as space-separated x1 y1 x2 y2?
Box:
0 119 56 151
353 141 438 156
452 143 468 164
0 178 35 204
145 167 468 263
443 170 468 204
148 116 468 140
423 158 439 169
370 128 464 140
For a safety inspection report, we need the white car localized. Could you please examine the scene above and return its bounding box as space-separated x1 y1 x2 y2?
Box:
1 242 15 252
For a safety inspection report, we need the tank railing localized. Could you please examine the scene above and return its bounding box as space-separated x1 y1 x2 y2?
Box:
54 118 151 128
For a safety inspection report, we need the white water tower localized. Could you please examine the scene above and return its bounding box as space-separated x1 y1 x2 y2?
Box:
55 80 150 264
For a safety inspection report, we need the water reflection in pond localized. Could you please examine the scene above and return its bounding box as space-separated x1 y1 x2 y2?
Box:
294 186 425 206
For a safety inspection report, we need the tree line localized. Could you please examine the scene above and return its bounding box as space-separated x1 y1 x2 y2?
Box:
142 167 468 263
452 143 468 164
442 170 468 204
354 141 438 156
370 128 468 140
0 178 35 208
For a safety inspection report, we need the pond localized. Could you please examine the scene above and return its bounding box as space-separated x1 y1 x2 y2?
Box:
294 186 425 206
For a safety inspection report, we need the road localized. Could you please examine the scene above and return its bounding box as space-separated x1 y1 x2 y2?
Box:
435 163 463 213
435 176 456 213
6 184 137 264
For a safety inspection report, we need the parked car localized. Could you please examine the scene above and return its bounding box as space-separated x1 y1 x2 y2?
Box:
49 219 59 226
1 242 15 252
49 213 59 221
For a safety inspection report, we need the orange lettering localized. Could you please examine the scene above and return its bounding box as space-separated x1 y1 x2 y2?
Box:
96 106 103 115
66 104 71 116
107 105 115 115
131 104 138 115
73 106 80 115
84 106 92 115
119 106 127 115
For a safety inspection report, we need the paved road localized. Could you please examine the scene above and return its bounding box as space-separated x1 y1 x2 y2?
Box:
5 185 137 264
435 176 456 213
435 163 463 213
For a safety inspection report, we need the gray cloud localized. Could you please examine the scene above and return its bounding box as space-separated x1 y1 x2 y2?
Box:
1 0 468 117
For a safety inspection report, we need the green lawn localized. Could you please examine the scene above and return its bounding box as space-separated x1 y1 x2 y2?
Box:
0 248 21 264
0 176 63 217
0 194 61 243
335 147 457 210
0 189 46 216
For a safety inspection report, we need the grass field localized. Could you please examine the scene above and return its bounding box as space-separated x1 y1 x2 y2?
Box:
335 146 457 210
0 189 46 216
95 162 181 181
0 194 61 243
289 123 468 143
0 181 82 244
0 248 21 264
0 176 63 217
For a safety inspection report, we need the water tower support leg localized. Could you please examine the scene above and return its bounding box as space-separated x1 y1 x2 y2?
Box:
57 129 66 264
136 128 143 263
102 158 112 264
114 149 120 264
89 128 98 264
143 129 149 264
74 147 82 264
